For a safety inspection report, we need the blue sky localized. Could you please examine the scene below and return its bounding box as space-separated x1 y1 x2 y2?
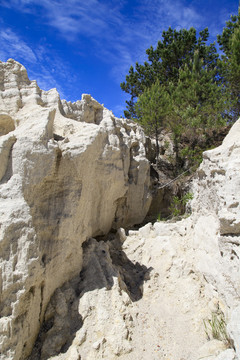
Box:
0 0 239 117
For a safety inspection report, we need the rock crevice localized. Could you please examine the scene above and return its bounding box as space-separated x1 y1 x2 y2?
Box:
0 59 240 360
0 59 151 360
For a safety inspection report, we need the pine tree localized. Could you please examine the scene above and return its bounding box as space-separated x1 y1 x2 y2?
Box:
218 9 240 121
121 27 219 119
168 51 230 170
122 22 234 174
135 80 171 162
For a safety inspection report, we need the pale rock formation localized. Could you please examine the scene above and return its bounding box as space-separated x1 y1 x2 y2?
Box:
0 59 151 359
190 118 240 359
37 118 240 360
1 58 240 360
30 220 234 360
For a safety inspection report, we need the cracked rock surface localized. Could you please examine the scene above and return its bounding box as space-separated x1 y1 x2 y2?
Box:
25 117 240 360
0 59 240 360
0 59 151 360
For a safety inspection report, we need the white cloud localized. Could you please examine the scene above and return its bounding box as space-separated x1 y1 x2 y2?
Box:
1 0 122 39
0 28 37 63
0 0 231 113
112 103 127 117
0 0 210 81
0 26 77 100
28 66 67 98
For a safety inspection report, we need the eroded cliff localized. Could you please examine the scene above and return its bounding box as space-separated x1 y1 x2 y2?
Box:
0 59 240 360
0 59 151 359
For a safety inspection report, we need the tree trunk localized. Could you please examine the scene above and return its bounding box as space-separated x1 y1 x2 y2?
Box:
155 125 159 164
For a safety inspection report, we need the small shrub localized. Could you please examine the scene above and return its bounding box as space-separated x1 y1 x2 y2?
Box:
157 213 162 221
164 140 170 151
203 312 233 348
169 192 193 218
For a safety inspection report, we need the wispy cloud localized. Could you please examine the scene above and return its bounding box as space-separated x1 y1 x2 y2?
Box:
0 26 75 99
1 0 237 117
93 0 204 83
0 0 205 62
0 28 37 62
0 0 222 95
1 0 123 40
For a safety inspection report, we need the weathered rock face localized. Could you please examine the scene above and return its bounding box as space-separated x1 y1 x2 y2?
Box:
1 58 240 360
38 118 239 360
190 119 240 359
0 59 151 359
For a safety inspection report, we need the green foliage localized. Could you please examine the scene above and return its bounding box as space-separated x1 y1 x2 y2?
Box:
203 312 233 348
169 192 193 218
217 10 240 57
135 80 171 160
179 146 203 170
121 11 239 174
164 140 170 150
121 26 219 119
167 51 231 170
157 213 163 221
218 8 240 121
133 51 231 170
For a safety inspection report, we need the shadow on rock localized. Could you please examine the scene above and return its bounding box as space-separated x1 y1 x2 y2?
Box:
27 232 152 360
79 234 152 302
27 281 83 360
107 235 152 302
